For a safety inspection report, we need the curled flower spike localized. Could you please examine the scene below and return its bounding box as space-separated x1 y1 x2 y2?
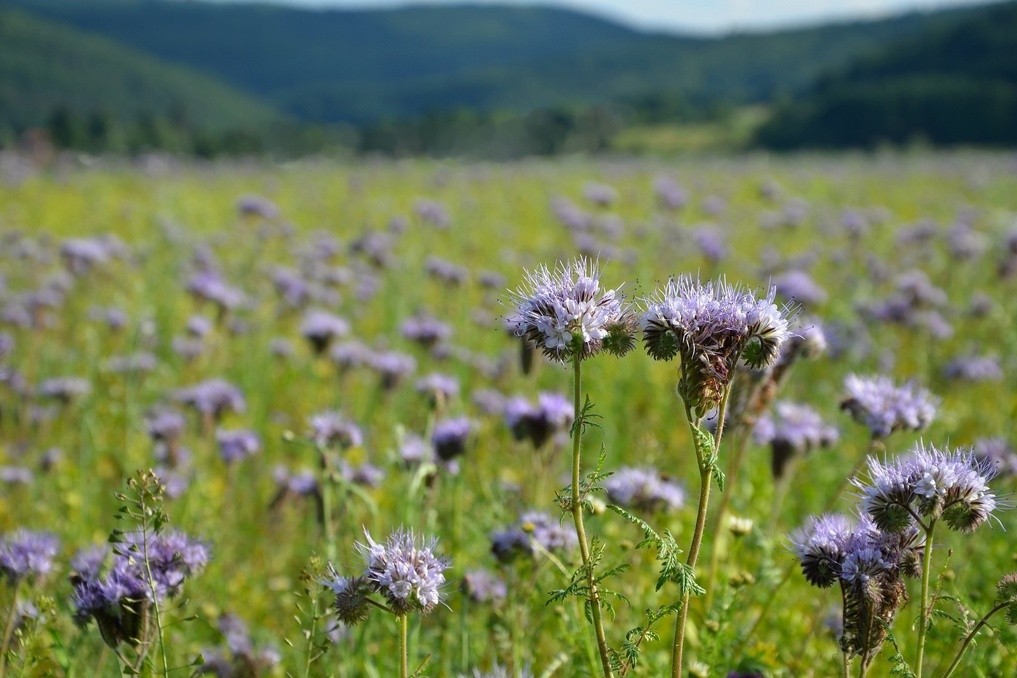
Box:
508 258 634 363
640 276 794 412
356 529 450 616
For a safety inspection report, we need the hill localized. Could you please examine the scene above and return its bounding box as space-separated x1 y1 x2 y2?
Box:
755 1 1017 148
0 6 281 141
0 0 987 124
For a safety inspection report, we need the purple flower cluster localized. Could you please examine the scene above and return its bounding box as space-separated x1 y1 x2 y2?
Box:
300 310 350 355
216 429 261 464
603 467 685 512
198 613 281 676
461 569 508 603
490 511 577 562
175 379 246 421
401 313 453 348
322 529 449 621
71 531 209 647
503 392 573 448
431 417 473 462
856 443 1001 533
840 374 938 438
509 258 634 363
0 530 59 583
754 401 838 478
790 513 920 662
308 411 363 449
973 438 1017 477
641 276 793 411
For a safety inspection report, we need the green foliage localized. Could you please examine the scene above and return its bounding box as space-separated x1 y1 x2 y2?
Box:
757 1 1017 148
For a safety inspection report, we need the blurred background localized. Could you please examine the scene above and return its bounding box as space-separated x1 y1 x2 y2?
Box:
1 0 1014 159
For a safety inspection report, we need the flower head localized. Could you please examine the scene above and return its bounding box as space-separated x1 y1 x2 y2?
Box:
0 530 59 583
357 529 450 615
841 375 938 439
509 258 633 363
640 276 794 412
603 467 685 512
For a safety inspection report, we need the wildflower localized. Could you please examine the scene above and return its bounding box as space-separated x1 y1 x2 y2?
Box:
603 467 685 512
773 270 827 307
0 530 59 583
415 373 460 406
236 194 280 220
973 438 1017 477
300 310 350 355
840 375 937 439
641 276 793 412
431 417 473 461
175 379 246 421
216 429 261 464
942 354 1003 382
490 511 577 562
504 392 573 448
368 350 416 389
754 402 838 479
401 313 453 348
856 443 1000 533
321 568 372 625
357 529 450 615
461 569 507 603
425 257 468 286
309 411 363 449
145 409 187 445
36 377 91 403
509 257 634 363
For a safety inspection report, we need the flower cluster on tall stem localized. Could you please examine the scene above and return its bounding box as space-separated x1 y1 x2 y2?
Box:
640 275 793 678
509 257 635 678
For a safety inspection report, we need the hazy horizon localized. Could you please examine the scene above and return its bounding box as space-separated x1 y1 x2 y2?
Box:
203 0 994 33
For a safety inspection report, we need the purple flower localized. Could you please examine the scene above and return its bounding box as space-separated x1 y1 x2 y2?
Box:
236 194 280 220
583 182 618 208
357 529 450 615
416 373 460 406
491 511 577 562
0 530 59 583
401 313 452 348
973 438 1017 477
175 379 246 421
300 310 351 355
773 270 827 307
186 271 245 313
368 350 416 389
425 257 468 286
146 409 187 444
330 341 373 372
942 354 1003 382
641 276 793 411
414 199 451 228
462 569 508 603
509 257 634 363
840 375 937 439
653 177 687 211
309 411 363 449
341 461 385 488
603 467 685 512
431 417 473 461
36 377 91 403
320 569 372 625
216 429 261 464
504 392 573 448
856 443 1001 533
754 402 839 479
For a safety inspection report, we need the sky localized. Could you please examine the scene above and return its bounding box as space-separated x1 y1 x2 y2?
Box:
211 0 991 33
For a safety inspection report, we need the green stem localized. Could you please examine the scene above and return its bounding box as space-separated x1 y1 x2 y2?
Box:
671 387 731 678
399 614 409 678
0 580 24 677
302 592 319 678
915 521 937 678
941 601 1009 678
570 355 614 678
842 651 851 678
318 446 338 563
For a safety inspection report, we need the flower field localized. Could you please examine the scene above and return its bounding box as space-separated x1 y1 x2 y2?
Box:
0 152 1015 677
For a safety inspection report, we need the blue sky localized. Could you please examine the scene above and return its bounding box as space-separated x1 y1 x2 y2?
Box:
212 0 990 32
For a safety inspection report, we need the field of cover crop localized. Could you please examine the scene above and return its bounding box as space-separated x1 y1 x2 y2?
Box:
0 152 1015 677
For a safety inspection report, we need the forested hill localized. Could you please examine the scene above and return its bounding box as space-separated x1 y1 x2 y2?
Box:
755 1 1017 148
0 7 281 137
0 0 990 125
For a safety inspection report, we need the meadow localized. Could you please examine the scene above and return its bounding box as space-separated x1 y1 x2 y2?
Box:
0 150 1015 677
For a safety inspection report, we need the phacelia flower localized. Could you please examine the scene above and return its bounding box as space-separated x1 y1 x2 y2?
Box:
509 258 634 362
504 392 573 448
490 511 577 562
357 529 450 615
300 310 350 355
309 411 363 449
754 402 838 479
856 443 1001 533
603 467 685 512
431 417 473 461
461 569 507 603
216 429 261 464
641 276 794 412
0 530 59 583
840 374 938 439
175 379 246 421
